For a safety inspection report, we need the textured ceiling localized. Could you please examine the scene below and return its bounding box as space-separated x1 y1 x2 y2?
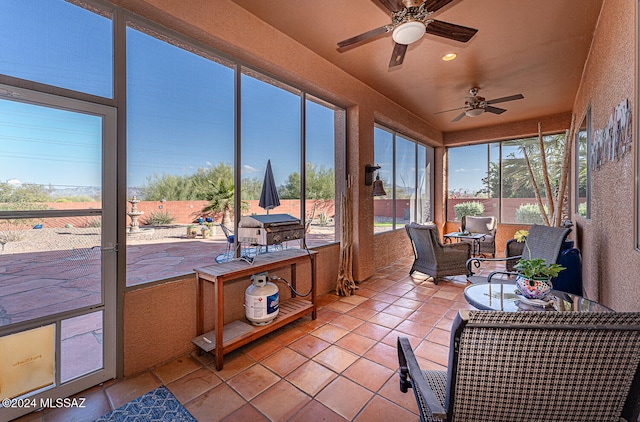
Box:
229 0 603 133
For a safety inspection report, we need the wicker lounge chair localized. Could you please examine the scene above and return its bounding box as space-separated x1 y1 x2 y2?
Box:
466 224 570 283
405 223 471 284
398 310 640 422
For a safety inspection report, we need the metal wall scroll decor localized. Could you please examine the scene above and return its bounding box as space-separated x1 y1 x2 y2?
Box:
590 98 633 171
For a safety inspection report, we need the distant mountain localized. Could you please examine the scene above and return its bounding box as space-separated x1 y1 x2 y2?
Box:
50 186 102 200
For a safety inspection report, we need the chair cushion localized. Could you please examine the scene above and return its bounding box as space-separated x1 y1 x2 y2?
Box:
463 216 495 235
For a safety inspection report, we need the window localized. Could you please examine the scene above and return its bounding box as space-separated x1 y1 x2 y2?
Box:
2 4 344 288
448 144 491 221
305 96 340 244
123 22 343 284
125 24 235 286
576 108 590 218
0 0 113 98
241 70 301 219
448 133 567 223
374 124 433 232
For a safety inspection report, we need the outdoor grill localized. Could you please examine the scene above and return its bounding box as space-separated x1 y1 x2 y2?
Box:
238 214 305 247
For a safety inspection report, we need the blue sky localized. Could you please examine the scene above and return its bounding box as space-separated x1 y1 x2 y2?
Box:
448 144 490 195
0 0 335 191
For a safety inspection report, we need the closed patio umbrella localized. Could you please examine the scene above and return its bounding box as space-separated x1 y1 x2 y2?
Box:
259 159 280 214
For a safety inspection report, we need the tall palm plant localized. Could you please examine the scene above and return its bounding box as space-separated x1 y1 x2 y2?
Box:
202 178 234 227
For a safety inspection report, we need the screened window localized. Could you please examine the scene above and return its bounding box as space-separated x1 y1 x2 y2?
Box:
448 144 490 221
448 133 567 224
125 24 236 286
374 124 433 233
576 108 590 218
123 22 343 284
3 5 344 287
241 71 301 219
0 0 113 98
305 96 340 244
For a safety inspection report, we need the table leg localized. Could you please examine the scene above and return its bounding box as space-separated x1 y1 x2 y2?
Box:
290 263 297 301
196 274 204 355
311 253 317 320
214 279 224 370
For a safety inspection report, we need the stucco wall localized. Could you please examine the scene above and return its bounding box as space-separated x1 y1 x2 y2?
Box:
570 0 640 310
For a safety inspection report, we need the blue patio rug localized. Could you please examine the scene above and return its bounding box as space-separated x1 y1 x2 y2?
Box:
96 386 195 421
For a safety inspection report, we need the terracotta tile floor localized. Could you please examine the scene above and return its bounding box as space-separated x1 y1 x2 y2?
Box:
16 257 502 422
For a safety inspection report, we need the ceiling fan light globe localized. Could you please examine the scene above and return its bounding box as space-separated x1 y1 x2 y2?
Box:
392 21 425 45
465 108 484 117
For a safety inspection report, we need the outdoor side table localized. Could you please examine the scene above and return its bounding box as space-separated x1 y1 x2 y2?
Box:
444 232 486 257
193 248 317 370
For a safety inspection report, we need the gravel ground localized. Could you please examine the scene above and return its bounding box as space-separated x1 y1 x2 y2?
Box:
0 225 210 254
0 224 336 254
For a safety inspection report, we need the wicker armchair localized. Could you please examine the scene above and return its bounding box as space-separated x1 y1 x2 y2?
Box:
460 215 497 257
405 223 471 284
398 310 640 422
467 224 570 284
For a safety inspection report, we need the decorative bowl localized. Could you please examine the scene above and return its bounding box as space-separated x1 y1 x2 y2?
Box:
515 275 553 300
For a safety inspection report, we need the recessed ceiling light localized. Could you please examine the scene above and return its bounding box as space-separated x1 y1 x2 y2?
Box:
442 53 457 61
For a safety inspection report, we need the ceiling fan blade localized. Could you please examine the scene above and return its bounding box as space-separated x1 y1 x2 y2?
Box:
423 0 454 12
486 94 524 104
338 25 390 48
337 26 391 49
376 0 404 12
426 20 478 43
452 111 467 122
434 105 466 114
484 106 507 115
389 43 408 67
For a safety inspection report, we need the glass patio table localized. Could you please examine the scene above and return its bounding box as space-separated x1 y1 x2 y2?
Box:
464 282 613 312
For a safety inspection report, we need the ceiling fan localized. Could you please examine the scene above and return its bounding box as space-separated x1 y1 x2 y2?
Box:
435 87 525 122
337 0 478 68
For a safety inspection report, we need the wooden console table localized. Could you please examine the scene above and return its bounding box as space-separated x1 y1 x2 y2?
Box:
192 248 317 370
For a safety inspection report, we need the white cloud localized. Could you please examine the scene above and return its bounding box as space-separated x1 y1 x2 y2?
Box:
455 168 482 173
243 164 259 173
7 179 21 186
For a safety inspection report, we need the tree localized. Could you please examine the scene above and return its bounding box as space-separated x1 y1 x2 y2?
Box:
279 164 334 200
202 177 234 226
480 134 566 200
241 177 263 200
142 162 235 201
519 120 575 227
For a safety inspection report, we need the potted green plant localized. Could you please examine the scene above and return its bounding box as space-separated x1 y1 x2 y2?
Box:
186 224 198 239
514 256 565 299
201 222 215 238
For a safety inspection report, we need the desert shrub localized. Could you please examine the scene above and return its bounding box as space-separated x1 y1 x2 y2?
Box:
143 210 174 226
453 201 484 220
515 203 548 224
82 217 102 228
